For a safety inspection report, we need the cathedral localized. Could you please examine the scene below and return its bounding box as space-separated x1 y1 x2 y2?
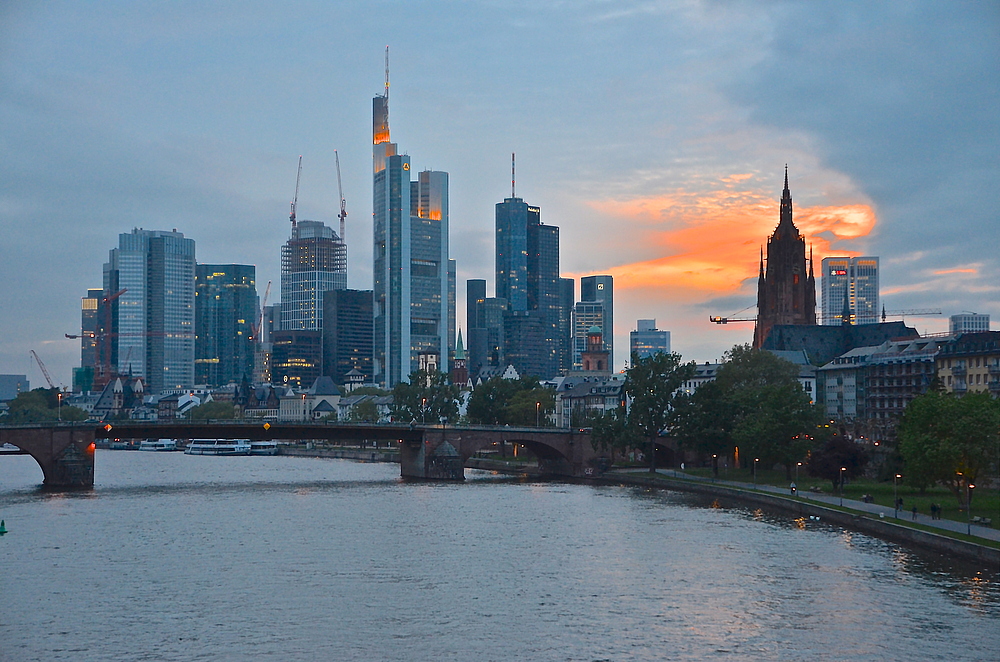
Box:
753 168 817 348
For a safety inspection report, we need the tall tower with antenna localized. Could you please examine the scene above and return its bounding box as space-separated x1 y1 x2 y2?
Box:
372 48 453 387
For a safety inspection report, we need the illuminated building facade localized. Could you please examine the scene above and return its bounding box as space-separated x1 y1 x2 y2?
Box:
630 319 670 359
372 78 452 387
195 264 257 387
821 257 879 325
280 220 347 331
103 228 196 393
753 170 817 348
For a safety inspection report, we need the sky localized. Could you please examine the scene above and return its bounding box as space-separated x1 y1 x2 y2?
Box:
1 1 997 388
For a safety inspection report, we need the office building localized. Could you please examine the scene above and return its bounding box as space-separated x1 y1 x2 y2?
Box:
270 330 322 389
821 257 879 325
573 300 606 370
0 375 29 401
630 319 670 360
281 220 347 331
754 169 817 347
73 288 102 392
372 74 452 387
466 279 488 377
559 278 575 374
580 275 614 367
195 264 257 387
322 289 373 386
495 195 562 379
950 313 990 334
103 228 196 393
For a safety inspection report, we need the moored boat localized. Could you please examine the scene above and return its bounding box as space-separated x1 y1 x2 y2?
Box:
250 440 279 456
139 439 178 452
184 439 251 456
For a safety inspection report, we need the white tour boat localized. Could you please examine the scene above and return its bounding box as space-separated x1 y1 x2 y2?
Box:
250 440 279 456
184 439 252 456
139 439 178 452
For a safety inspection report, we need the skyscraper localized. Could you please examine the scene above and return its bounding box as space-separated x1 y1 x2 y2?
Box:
572 301 606 371
372 63 452 386
754 169 817 348
195 264 257 386
322 289 374 385
73 288 102 392
495 195 561 378
103 228 196 393
580 275 614 368
466 278 488 377
821 257 879 325
280 219 347 331
630 319 670 359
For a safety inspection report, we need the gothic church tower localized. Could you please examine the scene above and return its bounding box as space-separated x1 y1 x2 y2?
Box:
753 168 816 348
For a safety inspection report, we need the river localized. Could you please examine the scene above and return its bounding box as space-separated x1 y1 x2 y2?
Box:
1 451 997 661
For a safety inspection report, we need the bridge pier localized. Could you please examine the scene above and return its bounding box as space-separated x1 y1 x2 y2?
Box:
399 429 465 480
0 426 96 489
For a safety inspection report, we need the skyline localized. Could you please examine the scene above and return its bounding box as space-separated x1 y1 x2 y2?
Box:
2 2 997 388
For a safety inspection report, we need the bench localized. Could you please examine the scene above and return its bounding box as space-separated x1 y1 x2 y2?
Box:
972 516 993 527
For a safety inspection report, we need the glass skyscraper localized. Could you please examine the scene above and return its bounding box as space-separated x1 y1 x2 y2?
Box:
495 197 562 378
195 264 257 386
103 228 196 393
630 319 670 360
280 220 347 331
821 257 879 325
372 80 452 387
578 275 614 369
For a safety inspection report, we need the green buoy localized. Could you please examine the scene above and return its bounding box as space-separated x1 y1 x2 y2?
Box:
0 520 6 535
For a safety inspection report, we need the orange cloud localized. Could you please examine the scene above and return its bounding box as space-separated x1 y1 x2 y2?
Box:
585 182 877 302
933 268 977 275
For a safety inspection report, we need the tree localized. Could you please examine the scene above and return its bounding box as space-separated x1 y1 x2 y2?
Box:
186 401 236 420
898 390 1000 506
347 398 381 423
715 345 818 479
5 388 86 423
669 380 736 473
624 351 697 472
465 376 553 426
389 370 460 424
591 406 641 460
807 433 870 490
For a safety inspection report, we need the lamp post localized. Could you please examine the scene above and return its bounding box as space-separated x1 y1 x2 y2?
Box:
712 454 717 482
421 397 427 425
57 392 63 421
753 458 759 490
967 482 975 535
796 461 802 484
840 467 846 506
894 474 901 519
536 401 540 428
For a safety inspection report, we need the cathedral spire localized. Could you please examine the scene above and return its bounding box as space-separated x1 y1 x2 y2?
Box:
776 166 797 238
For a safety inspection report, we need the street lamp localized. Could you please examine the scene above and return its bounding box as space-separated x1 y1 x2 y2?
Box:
894 474 901 519
536 401 541 428
421 397 427 424
712 454 717 482
753 458 759 490
840 467 846 506
967 483 975 535
57 392 63 421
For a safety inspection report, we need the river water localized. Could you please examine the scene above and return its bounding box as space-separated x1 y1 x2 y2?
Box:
1 452 997 662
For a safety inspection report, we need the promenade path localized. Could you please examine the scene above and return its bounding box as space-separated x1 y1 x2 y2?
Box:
611 467 1000 544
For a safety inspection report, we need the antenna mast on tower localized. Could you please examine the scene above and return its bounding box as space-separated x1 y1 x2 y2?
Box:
289 155 303 229
335 150 347 242
384 45 390 101
511 152 515 198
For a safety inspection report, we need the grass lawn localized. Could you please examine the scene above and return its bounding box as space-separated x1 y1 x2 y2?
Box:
679 466 999 527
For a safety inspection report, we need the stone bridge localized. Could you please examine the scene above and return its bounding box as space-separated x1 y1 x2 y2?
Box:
0 422 601 487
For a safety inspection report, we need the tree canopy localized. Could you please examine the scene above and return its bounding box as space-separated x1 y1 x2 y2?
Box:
466 376 554 426
186 400 236 420
624 351 697 471
390 370 460 424
898 390 999 505
4 388 87 423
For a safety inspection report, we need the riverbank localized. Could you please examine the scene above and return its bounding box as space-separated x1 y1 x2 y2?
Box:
599 469 1000 568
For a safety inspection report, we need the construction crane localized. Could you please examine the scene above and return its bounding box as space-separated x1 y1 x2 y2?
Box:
289 155 303 229
881 306 942 322
250 280 272 343
29 350 56 389
335 150 347 242
64 288 127 389
710 305 757 324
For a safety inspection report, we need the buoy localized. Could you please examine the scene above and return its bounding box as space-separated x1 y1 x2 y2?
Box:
0 520 7 535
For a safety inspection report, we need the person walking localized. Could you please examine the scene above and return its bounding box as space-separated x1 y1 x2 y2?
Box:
912 504 918 520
